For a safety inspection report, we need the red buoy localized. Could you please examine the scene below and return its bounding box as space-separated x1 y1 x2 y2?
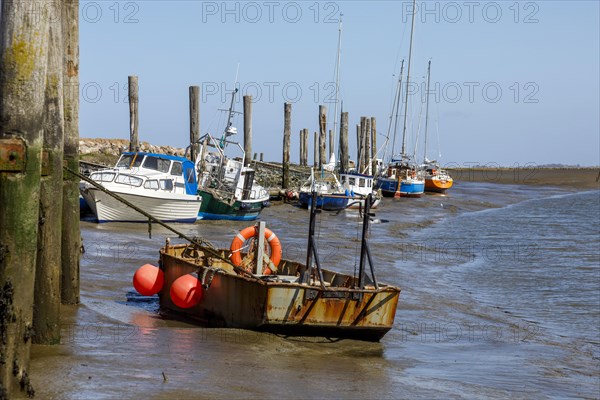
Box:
133 264 164 296
170 274 203 309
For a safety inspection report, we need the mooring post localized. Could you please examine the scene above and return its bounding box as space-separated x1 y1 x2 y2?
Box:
61 0 80 307
243 95 252 166
282 102 291 189
371 117 377 175
0 2 50 395
356 123 361 172
339 112 349 173
260 152 263 162
313 131 318 168
299 129 304 165
303 129 309 167
365 117 371 175
34 10 65 345
128 75 139 151
255 221 266 275
318 105 327 167
253 153 257 160
189 86 200 161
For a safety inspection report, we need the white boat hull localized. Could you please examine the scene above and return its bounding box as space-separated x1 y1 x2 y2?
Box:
82 188 201 223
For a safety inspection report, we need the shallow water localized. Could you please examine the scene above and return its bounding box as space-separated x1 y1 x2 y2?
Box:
30 182 600 399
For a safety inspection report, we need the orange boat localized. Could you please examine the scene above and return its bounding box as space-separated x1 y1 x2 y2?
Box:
424 166 453 193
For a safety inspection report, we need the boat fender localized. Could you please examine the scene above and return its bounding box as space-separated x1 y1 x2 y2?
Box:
133 264 164 296
230 226 282 274
170 273 203 308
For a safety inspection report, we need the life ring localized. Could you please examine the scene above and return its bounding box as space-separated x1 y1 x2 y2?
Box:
230 226 282 274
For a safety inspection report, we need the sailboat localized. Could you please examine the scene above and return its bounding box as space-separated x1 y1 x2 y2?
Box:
375 0 424 198
420 61 453 193
194 88 270 220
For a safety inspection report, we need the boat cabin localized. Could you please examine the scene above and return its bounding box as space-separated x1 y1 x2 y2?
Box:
89 152 198 195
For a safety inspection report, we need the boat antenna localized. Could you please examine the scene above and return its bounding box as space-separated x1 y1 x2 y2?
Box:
423 60 431 163
332 13 343 159
401 0 417 159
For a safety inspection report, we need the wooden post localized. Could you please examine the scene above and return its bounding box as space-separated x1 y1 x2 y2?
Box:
0 2 50 395
282 102 291 189
319 106 327 167
260 152 263 162
339 112 349 173
243 95 252 166
360 117 367 172
34 7 64 345
356 124 360 171
365 117 371 175
253 153 257 160
61 0 80 306
128 76 139 151
299 129 304 165
303 129 309 167
189 86 200 161
371 117 377 175
313 131 318 168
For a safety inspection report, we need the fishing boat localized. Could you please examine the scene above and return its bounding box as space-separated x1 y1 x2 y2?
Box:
194 89 270 220
375 0 424 198
80 152 202 223
420 61 453 193
298 161 349 211
133 193 400 341
339 171 382 209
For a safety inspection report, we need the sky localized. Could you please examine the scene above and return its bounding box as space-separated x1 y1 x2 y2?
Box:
78 0 600 166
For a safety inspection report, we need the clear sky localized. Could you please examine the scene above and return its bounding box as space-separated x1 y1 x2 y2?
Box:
78 0 600 166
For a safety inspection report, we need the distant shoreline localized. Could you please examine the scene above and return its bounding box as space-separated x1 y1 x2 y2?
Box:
447 167 600 190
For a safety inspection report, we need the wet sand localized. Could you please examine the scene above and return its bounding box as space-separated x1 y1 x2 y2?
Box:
447 167 600 189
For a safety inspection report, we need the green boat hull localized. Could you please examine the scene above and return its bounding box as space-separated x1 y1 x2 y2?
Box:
197 190 267 221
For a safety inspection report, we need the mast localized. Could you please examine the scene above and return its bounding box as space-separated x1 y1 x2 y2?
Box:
389 60 404 161
423 60 431 163
401 0 417 159
219 87 239 149
332 14 343 158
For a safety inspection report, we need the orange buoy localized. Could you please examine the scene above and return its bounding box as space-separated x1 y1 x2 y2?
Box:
170 274 203 309
229 226 282 273
133 264 164 296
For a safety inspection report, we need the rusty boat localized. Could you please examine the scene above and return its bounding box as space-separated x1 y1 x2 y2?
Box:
138 193 400 342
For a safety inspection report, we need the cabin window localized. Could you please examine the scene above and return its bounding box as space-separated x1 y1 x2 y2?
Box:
170 162 183 176
117 155 142 168
115 174 143 187
341 176 346 183
90 172 115 182
348 177 356 186
143 180 159 190
359 178 365 187
184 168 195 183
367 179 372 186
143 156 171 173
160 179 174 191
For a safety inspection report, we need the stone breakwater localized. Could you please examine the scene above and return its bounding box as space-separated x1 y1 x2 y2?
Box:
78 138 310 191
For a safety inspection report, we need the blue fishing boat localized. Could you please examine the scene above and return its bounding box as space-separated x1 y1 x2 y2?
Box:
298 167 349 211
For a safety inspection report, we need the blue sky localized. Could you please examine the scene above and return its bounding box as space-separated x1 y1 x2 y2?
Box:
79 1 600 166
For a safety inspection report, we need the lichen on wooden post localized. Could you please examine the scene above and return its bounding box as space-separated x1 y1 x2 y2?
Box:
0 1 51 396
339 112 349 173
61 0 80 306
34 4 65 345
318 105 327 167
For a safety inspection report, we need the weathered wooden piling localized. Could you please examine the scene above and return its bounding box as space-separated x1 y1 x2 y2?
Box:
0 2 50 395
260 153 264 162
243 95 252 166
282 102 291 189
319 106 327 167
34 9 65 345
189 86 200 161
299 129 304 165
356 124 361 171
128 76 139 151
253 153 257 160
339 112 349 173
371 117 377 175
61 0 80 306
365 117 371 175
303 129 309 166
360 117 368 172
313 131 318 168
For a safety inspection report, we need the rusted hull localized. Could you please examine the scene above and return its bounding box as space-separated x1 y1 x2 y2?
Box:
159 245 400 341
